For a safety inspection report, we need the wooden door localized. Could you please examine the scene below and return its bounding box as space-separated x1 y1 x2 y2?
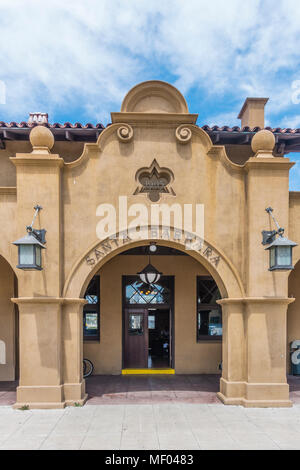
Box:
169 307 172 368
124 309 148 368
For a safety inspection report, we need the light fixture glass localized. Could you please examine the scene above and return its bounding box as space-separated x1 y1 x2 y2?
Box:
149 243 157 253
13 232 45 270
265 235 297 271
138 263 162 284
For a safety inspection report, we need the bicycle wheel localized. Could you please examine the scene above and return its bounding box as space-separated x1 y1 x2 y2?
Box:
83 358 94 378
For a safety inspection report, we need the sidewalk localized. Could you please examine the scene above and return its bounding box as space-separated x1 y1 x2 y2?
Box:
1 403 300 450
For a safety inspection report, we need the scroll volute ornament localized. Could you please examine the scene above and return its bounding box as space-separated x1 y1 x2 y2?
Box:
175 124 192 144
117 124 134 143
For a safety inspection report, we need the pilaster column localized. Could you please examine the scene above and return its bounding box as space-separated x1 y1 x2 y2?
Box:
244 298 294 407
217 299 246 405
62 299 87 406
218 297 294 407
10 126 65 409
217 130 295 408
11 298 64 408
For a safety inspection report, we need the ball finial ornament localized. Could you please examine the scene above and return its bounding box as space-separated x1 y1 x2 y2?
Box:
29 125 54 151
251 130 275 154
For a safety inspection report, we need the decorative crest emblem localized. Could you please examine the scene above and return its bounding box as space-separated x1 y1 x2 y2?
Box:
134 159 175 202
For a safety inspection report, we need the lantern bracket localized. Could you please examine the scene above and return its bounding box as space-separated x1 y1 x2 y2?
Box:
262 230 277 246
25 205 46 245
262 207 285 245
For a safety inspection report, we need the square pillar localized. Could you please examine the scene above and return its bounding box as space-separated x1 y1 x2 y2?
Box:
244 298 293 407
10 127 65 409
11 299 65 409
62 300 87 406
217 297 294 408
217 299 246 405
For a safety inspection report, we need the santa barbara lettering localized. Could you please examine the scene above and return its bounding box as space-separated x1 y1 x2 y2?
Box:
86 227 221 270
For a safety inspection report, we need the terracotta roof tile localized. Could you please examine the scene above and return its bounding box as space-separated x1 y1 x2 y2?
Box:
0 121 105 130
0 120 300 134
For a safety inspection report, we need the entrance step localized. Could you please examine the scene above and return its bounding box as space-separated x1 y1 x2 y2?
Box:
122 369 175 375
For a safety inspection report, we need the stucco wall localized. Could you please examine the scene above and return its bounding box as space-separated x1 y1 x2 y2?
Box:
289 192 300 266
62 125 247 297
0 140 85 187
83 254 222 375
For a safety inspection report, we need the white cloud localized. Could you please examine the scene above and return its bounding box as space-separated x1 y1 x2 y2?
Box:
1 0 300 126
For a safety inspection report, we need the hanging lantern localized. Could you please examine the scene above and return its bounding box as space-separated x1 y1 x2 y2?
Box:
13 231 46 271
262 207 298 272
137 244 162 284
265 235 297 271
138 263 162 284
12 205 46 271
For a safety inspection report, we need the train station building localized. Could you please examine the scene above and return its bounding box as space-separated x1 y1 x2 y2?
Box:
0 80 299 409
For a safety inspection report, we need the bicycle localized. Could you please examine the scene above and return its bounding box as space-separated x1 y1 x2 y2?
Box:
83 358 94 378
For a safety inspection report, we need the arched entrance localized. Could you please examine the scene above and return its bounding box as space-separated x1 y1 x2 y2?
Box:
287 260 300 404
288 260 300 372
61 229 245 406
0 255 18 383
81 244 223 376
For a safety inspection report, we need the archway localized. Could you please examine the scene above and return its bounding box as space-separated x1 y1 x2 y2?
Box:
61 231 245 405
63 228 244 301
288 261 300 372
82 244 226 376
0 254 19 387
287 260 300 404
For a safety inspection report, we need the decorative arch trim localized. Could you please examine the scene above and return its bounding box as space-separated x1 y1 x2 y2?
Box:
62 226 245 300
121 80 189 114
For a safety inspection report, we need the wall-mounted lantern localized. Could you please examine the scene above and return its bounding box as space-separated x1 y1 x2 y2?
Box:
13 205 46 271
262 207 297 271
137 244 162 284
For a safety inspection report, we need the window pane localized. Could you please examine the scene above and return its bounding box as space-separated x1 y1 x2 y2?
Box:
83 275 100 339
148 315 155 329
277 246 291 266
20 245 34 265
85 294 98 305
197 279 221 304
84 313 98 335
35 246 41 267
198 308 222 338
270 247 276 268
129 313 143 335
125 277 171 305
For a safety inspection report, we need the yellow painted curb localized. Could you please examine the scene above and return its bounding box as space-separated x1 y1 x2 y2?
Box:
122 369 175 375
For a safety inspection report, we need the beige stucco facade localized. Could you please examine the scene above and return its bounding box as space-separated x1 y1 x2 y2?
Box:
0 80 299 409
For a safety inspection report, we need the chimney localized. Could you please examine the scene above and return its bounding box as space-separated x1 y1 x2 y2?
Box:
238 98 269 129
28 112 48 125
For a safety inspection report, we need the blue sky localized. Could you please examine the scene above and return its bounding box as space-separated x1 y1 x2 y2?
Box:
0 0 299 189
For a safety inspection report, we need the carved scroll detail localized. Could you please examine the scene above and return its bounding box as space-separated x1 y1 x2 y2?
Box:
175 125 192 144
117 124 134 143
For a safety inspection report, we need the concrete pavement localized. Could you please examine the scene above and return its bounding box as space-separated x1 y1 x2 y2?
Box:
1 403 300 450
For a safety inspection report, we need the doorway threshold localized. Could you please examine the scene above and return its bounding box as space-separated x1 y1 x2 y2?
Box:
122 369 175 375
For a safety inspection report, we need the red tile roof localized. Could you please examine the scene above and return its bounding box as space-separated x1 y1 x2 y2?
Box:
0 121 105 129
0 122 300 153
